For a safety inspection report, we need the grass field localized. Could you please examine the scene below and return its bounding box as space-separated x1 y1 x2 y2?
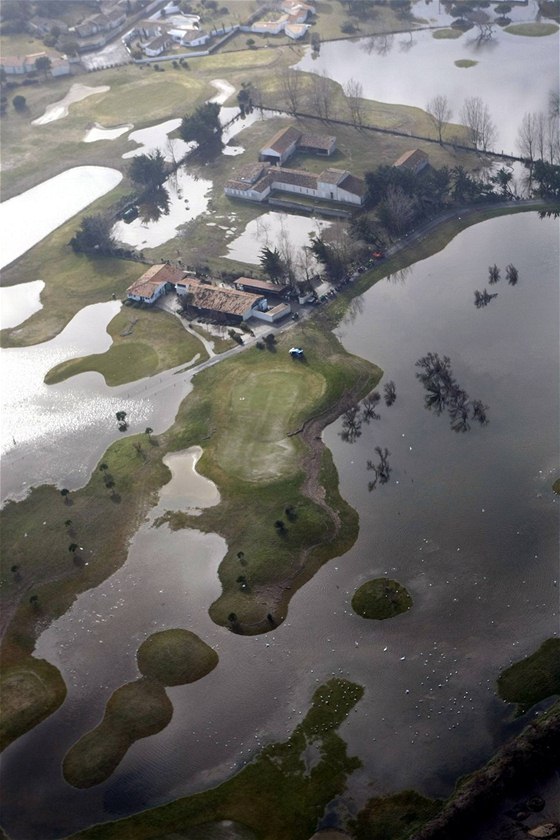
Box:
44 306 207 386
137 629 218 686
497 638 560 715
0 658 67 751
504 22 559 36
66 678 363 839
63 677 173 788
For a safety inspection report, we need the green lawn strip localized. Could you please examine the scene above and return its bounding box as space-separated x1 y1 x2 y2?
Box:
497 638 560 716
137 629 218 686
352 579 412 620
44 307 207 386
432 28 462 39
63 677 173 788
455 59 477 68
504 22 559 36
0 658 67 751
351 790 442 840
66 678 363 840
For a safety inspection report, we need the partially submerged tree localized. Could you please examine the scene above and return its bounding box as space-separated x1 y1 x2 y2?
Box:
460 96 496 151
128 150 167 190
180 102 223 156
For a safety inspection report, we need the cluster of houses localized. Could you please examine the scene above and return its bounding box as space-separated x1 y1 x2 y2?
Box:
127 0 316 59
247 0 315 41
0 51 70 77
126 264 291 324
127 13 214 57
224 125 365 207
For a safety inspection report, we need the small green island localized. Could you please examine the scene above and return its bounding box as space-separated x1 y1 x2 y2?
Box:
351 579 412 620
137 628 218 686
497 638 560 716
64 628 219 788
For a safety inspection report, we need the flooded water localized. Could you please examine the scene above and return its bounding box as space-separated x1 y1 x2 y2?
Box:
0 301 197 502
0 280 44 329
122 118 191 162
32 84 110 126
1 213 557 839
112 168 213 249
296 25 559 154
224 211 331 264
0 166 122 270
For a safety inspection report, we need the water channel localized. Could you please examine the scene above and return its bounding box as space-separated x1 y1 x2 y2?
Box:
0 212 557 839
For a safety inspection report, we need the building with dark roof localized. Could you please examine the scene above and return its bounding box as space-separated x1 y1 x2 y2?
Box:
393 148 429 174
259 125 336 165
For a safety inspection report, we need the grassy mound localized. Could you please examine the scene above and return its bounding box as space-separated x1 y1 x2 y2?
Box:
352 791 442 840
137 629 218 686
352 578 412 620
505 22 559 36
455 59 478 68
497 638 560 715
552 478 560 494
63 677 173 788
65 679 364 840
433 28 462 39
0 657 67 750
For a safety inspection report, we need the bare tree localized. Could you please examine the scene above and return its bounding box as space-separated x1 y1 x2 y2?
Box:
279 67 301 116
546 113 560 164
549 89 560 119
310 71 331 120
379 185 418 236
426 94 452 144
517 112 537 162
469 9 495 41
460 96 496 151
344 78 365 128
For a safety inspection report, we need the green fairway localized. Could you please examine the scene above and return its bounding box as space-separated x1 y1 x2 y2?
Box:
217 366 325 482
505 22 559 36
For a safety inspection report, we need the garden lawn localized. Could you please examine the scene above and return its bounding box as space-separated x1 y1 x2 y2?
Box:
44 306 207 386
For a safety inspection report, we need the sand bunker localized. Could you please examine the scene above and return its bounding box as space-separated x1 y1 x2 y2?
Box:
83 122 133 142
32 84 110 126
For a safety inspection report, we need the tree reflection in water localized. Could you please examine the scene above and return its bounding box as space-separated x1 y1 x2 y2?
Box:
138 186 171 224
415 352 489 432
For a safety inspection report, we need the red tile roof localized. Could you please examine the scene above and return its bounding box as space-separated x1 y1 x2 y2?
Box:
127 264 185 298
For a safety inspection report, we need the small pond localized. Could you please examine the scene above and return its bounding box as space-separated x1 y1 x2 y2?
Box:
112 167 213 249
0 280 44 330
0 166 122 270
223 211 331 265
